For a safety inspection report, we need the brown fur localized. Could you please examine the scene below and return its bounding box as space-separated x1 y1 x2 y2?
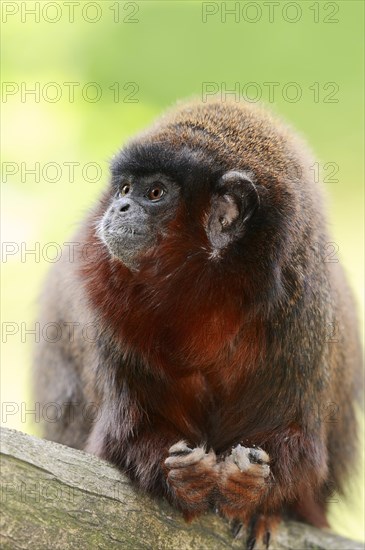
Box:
34 100 362 548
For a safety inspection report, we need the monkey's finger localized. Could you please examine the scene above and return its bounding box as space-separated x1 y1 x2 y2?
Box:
230 445 270 477
248 448 270 466
165 445 206 468
168 440 192 456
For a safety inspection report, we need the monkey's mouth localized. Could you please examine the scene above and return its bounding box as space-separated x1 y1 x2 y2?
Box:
101 228 150 254
99 217 147 239
100 222 154 256
106 226 145 238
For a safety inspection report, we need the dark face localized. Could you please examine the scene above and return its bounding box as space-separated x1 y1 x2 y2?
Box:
99 159 260 271
99 173 180 270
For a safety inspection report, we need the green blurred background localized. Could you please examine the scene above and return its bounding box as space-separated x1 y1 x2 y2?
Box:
1 0 364 541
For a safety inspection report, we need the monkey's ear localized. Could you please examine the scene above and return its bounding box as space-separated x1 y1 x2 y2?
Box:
206 170 260 252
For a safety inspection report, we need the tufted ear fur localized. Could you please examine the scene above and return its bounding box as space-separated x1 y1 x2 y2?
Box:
206 170 260 252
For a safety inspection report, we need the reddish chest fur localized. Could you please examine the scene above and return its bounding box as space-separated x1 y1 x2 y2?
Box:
82 224 265 439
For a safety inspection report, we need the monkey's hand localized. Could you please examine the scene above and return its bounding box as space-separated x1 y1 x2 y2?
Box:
217 445 273 548
164 440 218 520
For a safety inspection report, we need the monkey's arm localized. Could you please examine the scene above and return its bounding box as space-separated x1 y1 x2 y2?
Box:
215 418 329 549
218 426 326 504
86 402 218 519
217 389 330 520
215 296 332 536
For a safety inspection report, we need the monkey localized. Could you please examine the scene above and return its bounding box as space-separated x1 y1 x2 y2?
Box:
34 99 363 548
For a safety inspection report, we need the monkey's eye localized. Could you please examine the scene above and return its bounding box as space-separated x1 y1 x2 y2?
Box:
147 186 165 202
120 184 131 196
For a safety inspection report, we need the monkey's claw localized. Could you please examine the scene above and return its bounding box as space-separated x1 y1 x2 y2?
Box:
229 514 278 549
246 514 280 550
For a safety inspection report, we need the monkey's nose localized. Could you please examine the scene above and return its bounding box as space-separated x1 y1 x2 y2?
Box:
119 204 130 213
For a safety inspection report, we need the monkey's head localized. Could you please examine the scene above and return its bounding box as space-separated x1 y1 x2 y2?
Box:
99 162 260 271
96 100 322 312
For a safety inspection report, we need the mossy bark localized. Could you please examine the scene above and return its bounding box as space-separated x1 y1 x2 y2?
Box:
0 427 362 550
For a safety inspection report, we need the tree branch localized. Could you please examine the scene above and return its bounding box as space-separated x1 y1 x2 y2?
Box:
0 427 362 549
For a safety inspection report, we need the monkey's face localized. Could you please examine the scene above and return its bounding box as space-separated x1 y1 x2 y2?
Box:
99 173 180 270
99 160 260 271
97 100 302 275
